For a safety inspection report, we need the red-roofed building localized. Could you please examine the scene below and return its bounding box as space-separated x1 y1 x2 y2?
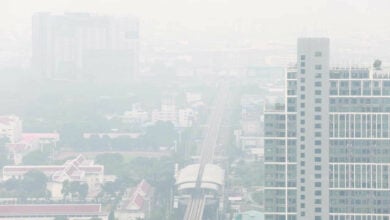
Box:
0 115 60 165
116 179 154 220
0 204 108 219
135 179 151 197
6 132 60 165
2 155 104 199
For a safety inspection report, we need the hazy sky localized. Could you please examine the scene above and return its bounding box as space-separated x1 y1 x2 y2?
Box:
1 0 390 66
2 0 390 31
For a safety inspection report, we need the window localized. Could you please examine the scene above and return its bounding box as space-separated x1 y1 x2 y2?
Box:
301 55 306 60
315 157 321 162
315 190 321 196
300 78 305 82
315 73 322 78
300 170 305 174
315 174 321 179
300 111 305 116
300 128 305 132
315 98 322 103
301 95 305 99
315 82 322 87
315 90 321 95
300 144 305 150
300 136 305 141
315 115 321 120
315 65 322 70
301 153 305 158
287 72 296 79
301 86 305 91
315 208 322 213
315 51 322 57
301 62 305 67
315 216 322 220
315 107 321 112
315 165 321 170
301 203 305 208
315 149 321 154
300 103 305 108
301 212 305 216
315 140 321 145
315 182 322 187
315 199 322 204
300 178 305 183
301 69 305 74
300 161 305 166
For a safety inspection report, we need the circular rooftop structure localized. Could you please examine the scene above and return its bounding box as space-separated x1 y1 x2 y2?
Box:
175 163 224 191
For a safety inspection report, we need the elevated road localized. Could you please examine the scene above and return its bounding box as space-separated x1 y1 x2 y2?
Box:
183 82 229 220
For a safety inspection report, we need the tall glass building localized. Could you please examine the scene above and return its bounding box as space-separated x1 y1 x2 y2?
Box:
264 38 390 220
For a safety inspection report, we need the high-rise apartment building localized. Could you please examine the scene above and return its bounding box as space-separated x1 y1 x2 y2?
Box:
265 38 390 220
32 12 139 79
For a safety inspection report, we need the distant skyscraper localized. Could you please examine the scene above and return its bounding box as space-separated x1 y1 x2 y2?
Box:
265 38 390 220
32 12 139 80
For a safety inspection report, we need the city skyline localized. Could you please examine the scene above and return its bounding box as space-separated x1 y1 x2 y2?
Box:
1 1 390 69
1 1 390 220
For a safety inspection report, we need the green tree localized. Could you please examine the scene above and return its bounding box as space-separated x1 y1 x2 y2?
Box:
67 181 89 200
61 180 71 199
142 121 177 149
59 122 84 148
3 178 20 191
19 170 48 198
95 153 124 175
234 160 264 187
78 183 89 200
374 59 382 70
102 181 120 196
23 150 49 165
251 191 264 205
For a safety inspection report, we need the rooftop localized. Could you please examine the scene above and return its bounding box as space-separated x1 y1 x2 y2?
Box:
176 163 224 191
0 204 104 217
3 154 103 182
119 179 152 211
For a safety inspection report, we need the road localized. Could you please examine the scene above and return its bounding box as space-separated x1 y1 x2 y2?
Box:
183 82 230 220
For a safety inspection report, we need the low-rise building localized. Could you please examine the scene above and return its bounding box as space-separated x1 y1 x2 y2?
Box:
0 204 108 219
178 108 196 128
152 104 196 128
116 179 153 220
6 133 59 164
0 115 22 143
122 104 149 124
186 92 203 107
83 132 141 139
2 155 104 199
